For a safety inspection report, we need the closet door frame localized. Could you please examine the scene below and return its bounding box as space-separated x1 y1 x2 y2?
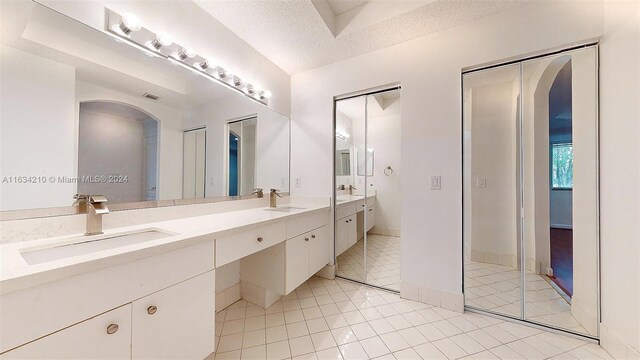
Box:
332 84 401 293
461 43 600 341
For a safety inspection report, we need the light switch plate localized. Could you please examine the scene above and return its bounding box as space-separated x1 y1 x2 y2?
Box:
430 176 441 190
477 177 487 188
295 177 302 187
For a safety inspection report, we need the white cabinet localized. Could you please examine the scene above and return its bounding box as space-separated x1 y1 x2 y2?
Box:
2 271 215 360
285 227 327 293
132 270 215 360
335 214 356 257
0 305 132 360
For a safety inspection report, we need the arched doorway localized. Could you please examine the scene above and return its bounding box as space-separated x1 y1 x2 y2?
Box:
78 101 159 203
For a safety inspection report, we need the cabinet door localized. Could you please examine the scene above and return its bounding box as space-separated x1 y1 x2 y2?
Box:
132 270 215 360
0 305 131 360
285 234 310 293
348 214 358 248
335 216 350 256
309 226 327 275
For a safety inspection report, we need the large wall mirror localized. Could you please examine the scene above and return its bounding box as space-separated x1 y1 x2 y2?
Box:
462 45 599 339
0 1 290 213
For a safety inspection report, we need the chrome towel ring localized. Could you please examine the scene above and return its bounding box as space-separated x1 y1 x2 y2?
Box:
384 166 394 176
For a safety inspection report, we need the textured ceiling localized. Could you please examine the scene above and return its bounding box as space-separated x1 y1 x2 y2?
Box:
194 0 527 74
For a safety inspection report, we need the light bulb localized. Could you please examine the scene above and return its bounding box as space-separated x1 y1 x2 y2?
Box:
232 76 243 87
243 84 255 95
259 90 272 99
150 32 173 50
213 67 228 79
177 48 195 60
196 59 209 71
118 13 141 35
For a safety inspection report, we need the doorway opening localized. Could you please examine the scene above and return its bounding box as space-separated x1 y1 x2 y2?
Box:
78 101 159 203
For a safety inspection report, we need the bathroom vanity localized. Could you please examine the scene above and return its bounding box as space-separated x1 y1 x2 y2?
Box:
0 203 330 359
334 194 376 257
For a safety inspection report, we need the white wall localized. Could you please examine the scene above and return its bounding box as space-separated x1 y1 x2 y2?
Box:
77 108 145 203
599 1 640 358
468 81 518 268
365 102 402 237
0 45 76 211
550 190 572 228
39 0 291 116
291 0 622 314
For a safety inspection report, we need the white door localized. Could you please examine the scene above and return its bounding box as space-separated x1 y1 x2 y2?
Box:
309 226 327 275
285 234 310 293
0 305 131 360
132 270 215 360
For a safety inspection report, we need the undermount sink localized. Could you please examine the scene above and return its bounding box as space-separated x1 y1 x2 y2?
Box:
20 229 173 265
264 206 306 213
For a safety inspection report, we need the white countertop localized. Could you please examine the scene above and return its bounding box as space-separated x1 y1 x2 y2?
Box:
335 193 376 205
0 202 330 295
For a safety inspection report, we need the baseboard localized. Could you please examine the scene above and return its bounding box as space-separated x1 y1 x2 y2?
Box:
215 282 241 312
570 294 598 336
601 323 640 359
400 281 464 313
316 264 336 280
551 224 573 230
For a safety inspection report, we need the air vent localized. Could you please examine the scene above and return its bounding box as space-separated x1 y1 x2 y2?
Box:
143 93 160 100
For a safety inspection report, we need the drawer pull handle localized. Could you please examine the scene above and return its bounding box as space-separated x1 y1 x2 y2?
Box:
305 237 309 242
368 209 373 212
257 237 264 242
106 324 119 335
147 305 157 315
311 235 316 239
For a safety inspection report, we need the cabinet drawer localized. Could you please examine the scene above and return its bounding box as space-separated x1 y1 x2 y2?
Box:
0 305 132 360
216 221 286 267
336 202 357 219
286 211 326 239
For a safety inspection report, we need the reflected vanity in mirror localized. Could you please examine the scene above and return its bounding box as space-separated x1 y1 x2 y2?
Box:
463 46 599 338
0 2 290 215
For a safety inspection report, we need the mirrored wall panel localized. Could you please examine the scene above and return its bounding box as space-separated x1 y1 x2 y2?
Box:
0 2 289 212
463 63 523 319
463 46 599 338
335 88 401 292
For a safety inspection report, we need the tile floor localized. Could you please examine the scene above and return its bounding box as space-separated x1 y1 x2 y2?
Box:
336 234 401 291
209 276 610 360
464 260 594 336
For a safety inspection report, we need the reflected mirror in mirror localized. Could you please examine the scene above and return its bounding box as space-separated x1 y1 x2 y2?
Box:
0 2 290 212
335 149 351 177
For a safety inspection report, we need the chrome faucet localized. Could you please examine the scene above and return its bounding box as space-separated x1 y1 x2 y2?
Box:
348 185 357 195
252 188 264 198
74 194 109 236
269 188 282 208
337 184 346 190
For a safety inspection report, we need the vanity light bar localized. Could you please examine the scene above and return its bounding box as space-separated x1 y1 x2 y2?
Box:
106 9 272 104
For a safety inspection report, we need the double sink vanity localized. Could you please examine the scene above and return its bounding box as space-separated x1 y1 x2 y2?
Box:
0 199 330 359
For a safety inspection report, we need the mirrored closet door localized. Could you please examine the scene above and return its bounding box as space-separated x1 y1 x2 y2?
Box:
335 88 402 292
463 46 599 339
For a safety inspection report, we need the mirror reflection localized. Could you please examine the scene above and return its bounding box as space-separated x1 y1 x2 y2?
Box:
0 2 289 212
335 88 402 292
463 46 599 337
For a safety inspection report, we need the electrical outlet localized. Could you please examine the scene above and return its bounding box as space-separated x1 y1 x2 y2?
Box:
281 178 286 188
430 176 441 190
295 177 302 187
